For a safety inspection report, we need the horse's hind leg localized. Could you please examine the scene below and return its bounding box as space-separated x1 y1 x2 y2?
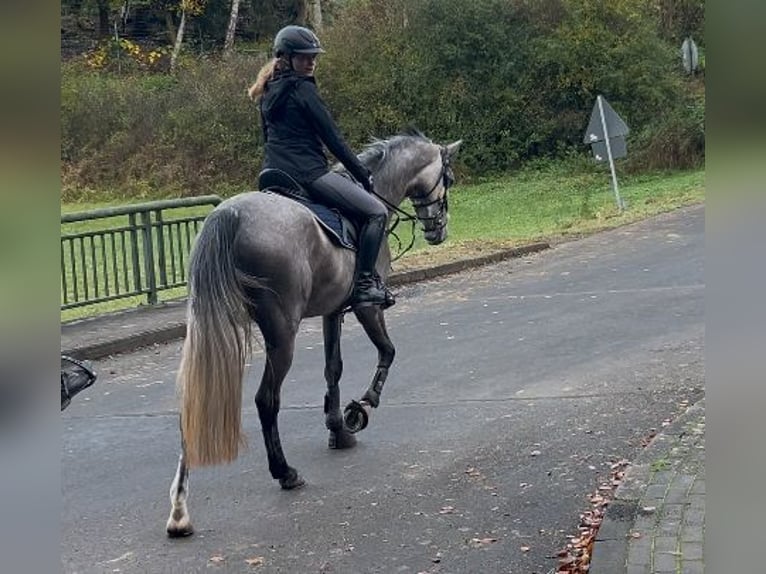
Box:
255 320 305 490
323 313 356 449
166 428 193 537
353 306 396 409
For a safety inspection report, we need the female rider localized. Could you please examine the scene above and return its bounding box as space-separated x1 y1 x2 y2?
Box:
248 25 392 308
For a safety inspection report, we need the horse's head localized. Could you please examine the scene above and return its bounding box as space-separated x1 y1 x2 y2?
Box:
351 129 462 245
406 138 462 245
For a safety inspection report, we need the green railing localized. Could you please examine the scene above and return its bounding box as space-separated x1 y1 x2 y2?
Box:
61 196 221 310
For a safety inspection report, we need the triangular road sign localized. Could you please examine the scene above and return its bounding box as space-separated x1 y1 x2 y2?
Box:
591 136 627 162
583 96 630 143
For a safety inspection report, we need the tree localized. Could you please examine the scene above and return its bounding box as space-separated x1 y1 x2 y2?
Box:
307 0 322 32
97 0 111 37
170 0 207 71
223 0 242 55
170 6 187 71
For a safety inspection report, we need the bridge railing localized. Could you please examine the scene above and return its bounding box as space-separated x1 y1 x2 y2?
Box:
61 196 221 310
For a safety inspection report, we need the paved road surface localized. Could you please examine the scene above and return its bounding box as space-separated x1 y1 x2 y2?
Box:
62 206 704 574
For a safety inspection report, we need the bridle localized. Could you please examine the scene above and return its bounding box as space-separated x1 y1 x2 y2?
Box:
371 146 455 261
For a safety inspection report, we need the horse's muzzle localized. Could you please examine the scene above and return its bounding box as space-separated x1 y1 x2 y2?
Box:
424 227 448 245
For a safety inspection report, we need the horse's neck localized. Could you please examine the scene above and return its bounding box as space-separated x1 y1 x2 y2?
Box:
373 166 412 209
364 139 435 207
377 185 405 210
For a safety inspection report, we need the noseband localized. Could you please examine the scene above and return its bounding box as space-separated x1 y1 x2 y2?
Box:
409 146 454 232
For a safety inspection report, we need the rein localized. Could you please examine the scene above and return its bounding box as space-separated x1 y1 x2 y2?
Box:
372 146 454 262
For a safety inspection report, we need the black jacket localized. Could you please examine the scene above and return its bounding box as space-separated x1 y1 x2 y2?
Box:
260 71 371 188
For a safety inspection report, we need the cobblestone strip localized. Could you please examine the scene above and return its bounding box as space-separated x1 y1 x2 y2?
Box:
591 399 705 574
627 401 705 574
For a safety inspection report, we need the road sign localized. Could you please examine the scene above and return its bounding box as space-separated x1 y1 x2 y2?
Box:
591 136 627 162
583 97 629 144
583 95 629 211
682 37 699 74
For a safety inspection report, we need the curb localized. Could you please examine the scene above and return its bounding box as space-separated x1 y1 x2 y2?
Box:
389 242 548 286
589 398 706 573
61 323 188 362
62 242 549 361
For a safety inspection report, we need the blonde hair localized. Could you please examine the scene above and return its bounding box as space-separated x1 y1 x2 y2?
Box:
248 58 289 101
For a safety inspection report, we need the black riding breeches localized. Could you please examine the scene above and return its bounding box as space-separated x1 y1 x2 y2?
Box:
308 172 388 276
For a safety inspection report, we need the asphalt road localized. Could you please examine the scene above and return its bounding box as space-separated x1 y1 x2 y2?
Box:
62 205 705 574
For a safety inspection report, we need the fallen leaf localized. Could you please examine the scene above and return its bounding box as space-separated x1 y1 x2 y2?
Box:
471 537 498 547
209 555 225 563
245 556 265 567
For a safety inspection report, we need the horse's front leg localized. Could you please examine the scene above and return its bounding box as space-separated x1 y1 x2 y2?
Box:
166 432 193 537
323 313 356 449
344 306 395 432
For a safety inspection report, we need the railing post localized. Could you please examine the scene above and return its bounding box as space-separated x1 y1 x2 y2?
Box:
154 209 168 289
140 210 158 305
128 213 143 297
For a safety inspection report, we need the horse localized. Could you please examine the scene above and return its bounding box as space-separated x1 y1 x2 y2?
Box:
166 129 462 537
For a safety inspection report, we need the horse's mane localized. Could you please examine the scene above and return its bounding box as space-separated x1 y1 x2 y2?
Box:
333 127 432 175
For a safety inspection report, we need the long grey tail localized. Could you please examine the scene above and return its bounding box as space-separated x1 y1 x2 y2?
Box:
178 207 252 467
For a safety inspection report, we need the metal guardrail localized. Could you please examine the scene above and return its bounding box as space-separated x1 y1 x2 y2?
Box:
61 195 221 310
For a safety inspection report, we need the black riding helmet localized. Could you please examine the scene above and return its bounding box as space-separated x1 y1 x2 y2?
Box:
273 25 325 57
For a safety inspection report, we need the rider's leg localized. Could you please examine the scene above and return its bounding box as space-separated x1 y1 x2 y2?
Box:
308 172 393 307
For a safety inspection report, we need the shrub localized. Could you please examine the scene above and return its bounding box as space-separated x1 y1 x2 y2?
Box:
321 0 700 175
61 0 704 199
62 53 266 200
627 85 705 171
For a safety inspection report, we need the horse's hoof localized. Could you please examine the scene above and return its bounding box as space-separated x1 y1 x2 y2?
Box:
343 400 370 433
329 429 357 450
166 522 194 538
279 468 306 490
166 510 194 538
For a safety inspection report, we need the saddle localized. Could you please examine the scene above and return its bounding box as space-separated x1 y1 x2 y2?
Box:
258 169 358 250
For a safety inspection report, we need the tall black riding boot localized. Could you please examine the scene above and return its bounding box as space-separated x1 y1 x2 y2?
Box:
353 215 394 308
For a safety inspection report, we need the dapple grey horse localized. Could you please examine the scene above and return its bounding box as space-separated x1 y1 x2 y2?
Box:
166 129 462 537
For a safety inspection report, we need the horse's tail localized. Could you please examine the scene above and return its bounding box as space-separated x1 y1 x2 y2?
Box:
178 207 252 468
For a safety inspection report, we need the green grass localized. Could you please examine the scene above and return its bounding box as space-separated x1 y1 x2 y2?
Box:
389 165 705 260
61 165 704 322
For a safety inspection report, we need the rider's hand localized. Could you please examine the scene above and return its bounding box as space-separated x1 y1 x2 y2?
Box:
363 174 375 194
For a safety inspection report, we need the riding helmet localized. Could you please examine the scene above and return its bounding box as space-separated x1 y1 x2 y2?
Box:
273 25 325 57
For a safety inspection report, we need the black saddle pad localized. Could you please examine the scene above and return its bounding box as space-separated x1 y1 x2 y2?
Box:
263 189 357 250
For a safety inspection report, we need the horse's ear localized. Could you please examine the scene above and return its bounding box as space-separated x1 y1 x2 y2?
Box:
445 140 463 159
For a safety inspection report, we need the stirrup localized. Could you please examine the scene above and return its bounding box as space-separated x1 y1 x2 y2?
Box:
351 276 395 309
352 290 388 308
352 275 386 307
382 287 396 309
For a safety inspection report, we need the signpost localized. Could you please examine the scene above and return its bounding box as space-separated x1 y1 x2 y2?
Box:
681 37 700 74
584 95 629 211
